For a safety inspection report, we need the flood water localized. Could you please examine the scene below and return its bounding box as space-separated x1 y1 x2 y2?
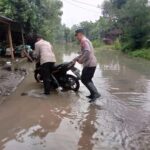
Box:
0 46 150 150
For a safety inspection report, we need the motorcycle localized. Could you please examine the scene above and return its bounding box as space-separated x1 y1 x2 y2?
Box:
34 61 81 92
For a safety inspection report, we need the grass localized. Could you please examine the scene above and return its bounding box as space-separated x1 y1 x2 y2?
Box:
94 43 150 61
93 38 150 61
92 40 102 48
128 49 150 60
77 38 150 61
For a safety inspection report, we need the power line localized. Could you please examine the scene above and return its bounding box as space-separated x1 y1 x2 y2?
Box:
62 0 100 14
63 0 100 13
72 0 98 8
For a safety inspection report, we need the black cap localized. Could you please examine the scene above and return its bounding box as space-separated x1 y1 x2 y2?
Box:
75 28 84 36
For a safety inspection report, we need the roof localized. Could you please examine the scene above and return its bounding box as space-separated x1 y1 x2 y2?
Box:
0 15 23 33
0 15 15 24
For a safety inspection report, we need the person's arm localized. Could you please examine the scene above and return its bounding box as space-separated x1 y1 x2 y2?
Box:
75 41 90 64
77 50 89 64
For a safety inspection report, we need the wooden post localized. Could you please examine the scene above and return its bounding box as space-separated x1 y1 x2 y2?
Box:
8 24 14 60
21 27 33 62
21 27 26 57
21 27 25 46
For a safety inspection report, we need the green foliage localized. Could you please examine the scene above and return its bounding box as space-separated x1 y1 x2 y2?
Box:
129 49 150 60
120 0 150 49
0 0 63 42
102 0 150 51
113 38 121 50
92 40 102 48
121 41 134 52
112 0 127 9
63 25 71 43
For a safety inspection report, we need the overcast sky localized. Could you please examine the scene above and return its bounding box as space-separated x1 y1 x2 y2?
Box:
61 0 104 28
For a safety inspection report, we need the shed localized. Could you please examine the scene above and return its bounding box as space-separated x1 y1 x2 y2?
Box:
0 15 25 60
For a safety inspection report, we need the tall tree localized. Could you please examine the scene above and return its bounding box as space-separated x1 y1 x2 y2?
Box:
0 0 63 41
102 0 150 50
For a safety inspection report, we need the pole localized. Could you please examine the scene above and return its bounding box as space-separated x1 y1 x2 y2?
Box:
8 24 14 60
21 27 33 62
21 27 25 46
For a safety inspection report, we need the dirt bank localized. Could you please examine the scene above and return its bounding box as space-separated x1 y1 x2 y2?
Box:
0 69 26 97
0 58 27 98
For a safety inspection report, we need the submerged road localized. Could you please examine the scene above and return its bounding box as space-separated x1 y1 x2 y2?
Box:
0 48 150 150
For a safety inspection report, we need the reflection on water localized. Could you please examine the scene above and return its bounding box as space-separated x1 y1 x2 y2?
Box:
96 50 150 107
78 105 98 150
0 47 150 150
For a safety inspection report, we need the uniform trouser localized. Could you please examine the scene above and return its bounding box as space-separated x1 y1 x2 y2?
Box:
41 62 55 94
81 67 99 96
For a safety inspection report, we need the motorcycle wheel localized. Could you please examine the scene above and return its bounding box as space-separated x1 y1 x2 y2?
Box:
64 74 80 92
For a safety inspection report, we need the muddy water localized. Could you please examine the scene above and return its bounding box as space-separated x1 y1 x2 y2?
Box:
0 47 150 150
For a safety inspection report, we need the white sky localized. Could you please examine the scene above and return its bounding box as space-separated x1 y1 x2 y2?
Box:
61 0 104 28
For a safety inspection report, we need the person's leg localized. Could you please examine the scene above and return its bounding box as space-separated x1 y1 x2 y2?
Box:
81 67 100 102
48 62 55 86
48 62 55 74
41 63 52 95
81 67 92 84
86 82 100 102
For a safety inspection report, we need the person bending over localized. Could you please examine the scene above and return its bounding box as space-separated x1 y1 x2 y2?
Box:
34 35 56 95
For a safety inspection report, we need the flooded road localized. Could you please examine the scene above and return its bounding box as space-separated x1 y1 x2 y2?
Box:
0 47 150 150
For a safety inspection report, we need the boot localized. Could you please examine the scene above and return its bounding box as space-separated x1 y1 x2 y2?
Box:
86 95 93 99
86 82 101 103
89 94 101 103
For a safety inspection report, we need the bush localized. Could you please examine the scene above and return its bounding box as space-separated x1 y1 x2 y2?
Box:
92 40 102 48
121 40 136 52
113 38 121 50
129 49 150 60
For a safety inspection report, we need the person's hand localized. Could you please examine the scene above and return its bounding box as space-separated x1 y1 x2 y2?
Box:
77 59 83 64
72 59 76 64
72 57 78 63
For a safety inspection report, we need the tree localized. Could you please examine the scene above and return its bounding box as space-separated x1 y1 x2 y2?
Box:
0 0 63 42
38 0 63 42
102 0 150 50
112 0 127 9
118 0 150 50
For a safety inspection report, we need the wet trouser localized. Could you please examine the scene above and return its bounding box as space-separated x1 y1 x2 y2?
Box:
81 67 99 96
41 62 55 94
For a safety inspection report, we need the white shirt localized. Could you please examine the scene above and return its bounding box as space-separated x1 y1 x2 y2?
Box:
34 39 56 65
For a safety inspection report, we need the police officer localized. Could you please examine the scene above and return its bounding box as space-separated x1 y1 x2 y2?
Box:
34 35 56 95
74 29 100 102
